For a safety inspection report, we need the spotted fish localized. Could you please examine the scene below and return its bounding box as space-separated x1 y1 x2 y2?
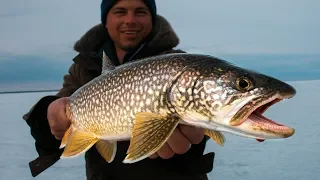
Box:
60 52 296 164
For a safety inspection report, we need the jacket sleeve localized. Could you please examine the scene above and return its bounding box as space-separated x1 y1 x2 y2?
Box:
23 62 89 177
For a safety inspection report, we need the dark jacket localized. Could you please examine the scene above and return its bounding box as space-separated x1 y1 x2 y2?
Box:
23 15 215 180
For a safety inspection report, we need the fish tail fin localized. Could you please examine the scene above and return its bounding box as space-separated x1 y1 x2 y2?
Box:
60 130 98 158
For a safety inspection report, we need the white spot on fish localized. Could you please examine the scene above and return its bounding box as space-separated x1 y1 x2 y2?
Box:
139 102 144 107
148 89 154 95
188 102 194 109
221 92 227 100
144 77 150 82
201 91 206 99
155 91 160 96
146 98 151 105
213 94 220 100
154 101 159 108
178 87 186 93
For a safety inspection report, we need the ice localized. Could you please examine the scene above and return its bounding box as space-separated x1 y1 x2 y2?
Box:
0 80 319 180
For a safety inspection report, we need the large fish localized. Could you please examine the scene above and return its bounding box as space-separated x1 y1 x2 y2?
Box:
60 52 296 164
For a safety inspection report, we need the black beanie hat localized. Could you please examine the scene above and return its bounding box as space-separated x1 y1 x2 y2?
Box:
101 0 157 25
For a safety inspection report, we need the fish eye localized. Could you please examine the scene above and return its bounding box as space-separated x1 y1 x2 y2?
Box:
236 77 252 91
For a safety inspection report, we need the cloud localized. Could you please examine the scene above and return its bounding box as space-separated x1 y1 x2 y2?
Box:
0 0 319 56
0 0 100 56
157 0 320 54
0 11 31 18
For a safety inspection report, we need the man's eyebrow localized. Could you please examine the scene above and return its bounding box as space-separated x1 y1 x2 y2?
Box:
111 6 148 11
136 7 149 11
111 7 126 11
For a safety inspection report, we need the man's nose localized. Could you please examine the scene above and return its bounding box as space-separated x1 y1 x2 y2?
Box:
124 12 137 24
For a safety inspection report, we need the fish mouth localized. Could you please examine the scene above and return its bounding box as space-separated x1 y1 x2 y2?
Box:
229 93 295 139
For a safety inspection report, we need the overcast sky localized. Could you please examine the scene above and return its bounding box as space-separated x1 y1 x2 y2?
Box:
0 0 319 57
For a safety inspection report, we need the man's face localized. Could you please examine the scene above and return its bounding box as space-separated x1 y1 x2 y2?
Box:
106 0 153 51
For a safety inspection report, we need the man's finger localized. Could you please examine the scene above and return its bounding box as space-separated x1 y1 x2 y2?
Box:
156 142 174 159
54 135 63 140
167 128 191 154
149 153 159 159
52 130 66 140
179 125 204 144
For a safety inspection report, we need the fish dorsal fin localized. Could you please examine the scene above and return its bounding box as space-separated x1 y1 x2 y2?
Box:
102 50 115 73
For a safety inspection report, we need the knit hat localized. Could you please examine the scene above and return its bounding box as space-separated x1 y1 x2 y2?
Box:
101 0 157 25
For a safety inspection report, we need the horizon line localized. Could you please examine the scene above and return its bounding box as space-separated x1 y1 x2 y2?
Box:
1 79 319 95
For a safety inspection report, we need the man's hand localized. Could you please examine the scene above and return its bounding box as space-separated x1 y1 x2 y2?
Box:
47 97 71 140
149 124 204 159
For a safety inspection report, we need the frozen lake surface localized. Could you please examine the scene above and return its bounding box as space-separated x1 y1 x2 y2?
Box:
0 80 319 180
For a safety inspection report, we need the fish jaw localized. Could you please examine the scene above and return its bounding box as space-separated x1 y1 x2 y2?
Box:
237 111 295 139
223 94 295 140
229 90 295 126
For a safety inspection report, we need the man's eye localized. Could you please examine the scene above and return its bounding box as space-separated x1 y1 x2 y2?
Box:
136 11 147 15
114 11 125 14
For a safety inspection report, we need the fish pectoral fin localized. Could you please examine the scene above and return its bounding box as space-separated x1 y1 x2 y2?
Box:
60 126 73 149
123 112 180 164
95 140 117 163
204 129 226 147
61 130 98 158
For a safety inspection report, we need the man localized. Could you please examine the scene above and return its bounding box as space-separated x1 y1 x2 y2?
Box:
23 0 215 179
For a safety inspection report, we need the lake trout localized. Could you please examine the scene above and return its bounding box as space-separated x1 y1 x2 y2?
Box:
60 52 296 164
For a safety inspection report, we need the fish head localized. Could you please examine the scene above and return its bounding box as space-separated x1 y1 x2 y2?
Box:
172 56 296 140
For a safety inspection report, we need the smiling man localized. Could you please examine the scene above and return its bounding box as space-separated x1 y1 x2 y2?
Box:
23 0 215 179
105 0 154 63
